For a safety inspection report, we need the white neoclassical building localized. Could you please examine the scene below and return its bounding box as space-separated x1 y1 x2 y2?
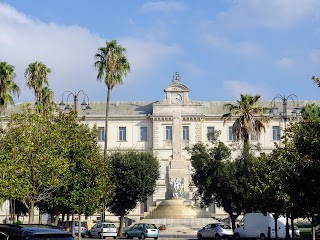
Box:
1 73 319 224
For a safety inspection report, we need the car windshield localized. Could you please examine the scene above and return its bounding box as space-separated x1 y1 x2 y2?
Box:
220 224 232 229
103 224 116 228
146 224 157 229
74 222 86 227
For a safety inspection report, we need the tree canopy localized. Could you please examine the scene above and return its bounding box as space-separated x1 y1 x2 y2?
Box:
0 105 69 223
25 61 55 115
0 105 114 224
0 61 20 113
38 110 115 224
188 140 256 230
222 94 269 149
301 103 320 121
107 149 160 237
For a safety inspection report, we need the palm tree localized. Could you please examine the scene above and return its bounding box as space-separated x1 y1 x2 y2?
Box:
94 40 130 159
222 94 269 148
312 75 320 88
39 86 56 115
0 61 20 113
24 61 52 114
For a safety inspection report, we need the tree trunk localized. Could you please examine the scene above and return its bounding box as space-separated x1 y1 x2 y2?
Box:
77 215 81 240
243 137 250 155
71 215 75 237
273 214 279 240
28 201 35 224
39 209 42 224
103 87 111 159
230 214 237 230
118 215 125 238
10 198 14 223
53 214 60 226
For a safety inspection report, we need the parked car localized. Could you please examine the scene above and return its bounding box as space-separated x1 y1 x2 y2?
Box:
124 223 159 239
88 222 117 239
293 225 301 239
0 224 73 240
197 222 233 240
60 220 87 237
234 213 288 240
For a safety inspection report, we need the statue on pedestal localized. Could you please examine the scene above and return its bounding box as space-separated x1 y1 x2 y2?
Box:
169 177 184 199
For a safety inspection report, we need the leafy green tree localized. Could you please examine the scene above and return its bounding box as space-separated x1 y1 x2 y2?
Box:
301 103 320 121
250 149 297 240
38 110 115 226
107 149 160 237
0 61 20 113
25 61 55 114
189 141 254 230
285 119 320 240
94 40 130 158
0 104 69 223
222 94 269 152
250 118 320 240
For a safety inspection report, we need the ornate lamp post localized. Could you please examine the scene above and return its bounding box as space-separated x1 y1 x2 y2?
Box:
269 94 301 240
59 90 91 114
59 90 91 238
269 94 301 130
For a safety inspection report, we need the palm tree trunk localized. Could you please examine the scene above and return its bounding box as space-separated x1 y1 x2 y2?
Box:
104 87 111 159
243 135 250 155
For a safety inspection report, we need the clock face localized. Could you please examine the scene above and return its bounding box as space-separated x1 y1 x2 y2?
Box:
172 93 182 103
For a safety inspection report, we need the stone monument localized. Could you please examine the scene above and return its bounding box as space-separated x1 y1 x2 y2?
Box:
145 75 211 219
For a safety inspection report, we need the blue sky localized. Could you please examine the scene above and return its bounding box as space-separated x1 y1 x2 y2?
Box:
1 0 320 104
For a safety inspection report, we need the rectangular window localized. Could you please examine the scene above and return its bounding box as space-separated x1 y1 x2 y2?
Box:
207 127 215 141
140 127 148 141
119 127 126 141
182 126 189 140
228 126 235 141
272 126 280 141
166 126 172 140
98 127 104 141
250 133 258 141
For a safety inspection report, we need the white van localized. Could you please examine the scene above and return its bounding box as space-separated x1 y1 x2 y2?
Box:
234 213 289 240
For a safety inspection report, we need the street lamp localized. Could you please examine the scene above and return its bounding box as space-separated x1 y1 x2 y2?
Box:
269 94 301 126
59 90 92 114
269 94 301 240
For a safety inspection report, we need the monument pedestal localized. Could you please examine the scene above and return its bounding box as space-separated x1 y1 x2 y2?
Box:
145 199 211 219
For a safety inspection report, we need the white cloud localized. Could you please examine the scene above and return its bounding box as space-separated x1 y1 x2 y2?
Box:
308 49 320 64
275 57 294 68
121 38 181 80
204 34 262 57
177 61 205 77
0 3 181 103
217 0 320 29
223 80 262 99
142 1 185 12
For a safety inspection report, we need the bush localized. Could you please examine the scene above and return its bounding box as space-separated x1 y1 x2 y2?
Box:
15 220 23 224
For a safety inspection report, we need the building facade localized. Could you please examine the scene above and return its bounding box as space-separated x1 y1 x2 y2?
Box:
1 74 319 223
82 75 318 222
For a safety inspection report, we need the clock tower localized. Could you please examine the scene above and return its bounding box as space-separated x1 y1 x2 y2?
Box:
148 73 208 218
153 72 200 200
164 72 190 105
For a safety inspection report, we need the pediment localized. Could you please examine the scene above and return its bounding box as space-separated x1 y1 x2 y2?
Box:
164 82 189 93
164 72 190 93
